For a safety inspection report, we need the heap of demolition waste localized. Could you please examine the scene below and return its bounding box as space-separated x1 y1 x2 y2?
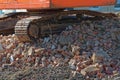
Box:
0 18 120 80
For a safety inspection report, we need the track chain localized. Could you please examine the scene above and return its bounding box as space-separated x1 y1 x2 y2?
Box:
14 10 117 42
15 16 41 42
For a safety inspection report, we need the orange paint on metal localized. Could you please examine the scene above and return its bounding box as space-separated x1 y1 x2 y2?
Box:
0 0 116 9
0 0 50 9
52 0 116 8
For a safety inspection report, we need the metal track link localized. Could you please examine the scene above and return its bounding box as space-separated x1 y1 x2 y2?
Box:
15 16 41 42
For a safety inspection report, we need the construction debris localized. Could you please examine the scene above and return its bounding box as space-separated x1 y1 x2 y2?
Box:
0 18 120 80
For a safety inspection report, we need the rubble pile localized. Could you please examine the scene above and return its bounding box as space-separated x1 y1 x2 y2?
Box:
0 18 120 80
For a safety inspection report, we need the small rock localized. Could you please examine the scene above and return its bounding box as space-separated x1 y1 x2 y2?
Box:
2 64 11 69
34 48 45 54
35 57 40 66
81 63 100 76
105 67 113 75
6 43 14 49
0 44 4 53
101 78 106 80
51 44 56 50
28 47 34 56
43 37 50 43
91 50 109 63
10 55 14 63
71 45 80 53
69 59 76 70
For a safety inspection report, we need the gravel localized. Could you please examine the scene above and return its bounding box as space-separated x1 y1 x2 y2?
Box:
0 17 120 80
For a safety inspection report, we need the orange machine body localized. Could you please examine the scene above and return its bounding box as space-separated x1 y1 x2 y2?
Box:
0 0 116 9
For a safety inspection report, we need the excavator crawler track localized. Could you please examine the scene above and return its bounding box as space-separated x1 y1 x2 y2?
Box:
15 10 117 42
0 10 117 42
